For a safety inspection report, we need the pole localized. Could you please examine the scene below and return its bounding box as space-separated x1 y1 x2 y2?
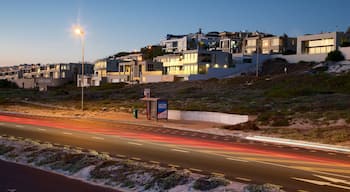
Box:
81 36 85 111
256 35 260 77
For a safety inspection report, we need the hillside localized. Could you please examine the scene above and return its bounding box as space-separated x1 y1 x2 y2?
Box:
1 64 350 145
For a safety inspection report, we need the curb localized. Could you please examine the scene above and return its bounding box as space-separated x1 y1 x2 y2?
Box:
246 135 350 153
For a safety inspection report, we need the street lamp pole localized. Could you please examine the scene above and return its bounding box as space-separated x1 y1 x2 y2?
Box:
81 34 85 111
75 27 85 111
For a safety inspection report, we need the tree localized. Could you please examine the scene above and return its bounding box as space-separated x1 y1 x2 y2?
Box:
325 50 345 62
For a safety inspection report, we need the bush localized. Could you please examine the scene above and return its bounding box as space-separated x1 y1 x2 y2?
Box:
0 80 18 89
244 183 285 192
193 176 229 191
325 50 345 62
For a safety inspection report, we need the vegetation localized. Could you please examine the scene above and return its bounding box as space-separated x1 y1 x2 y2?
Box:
0 79 18 89
325 50 345 62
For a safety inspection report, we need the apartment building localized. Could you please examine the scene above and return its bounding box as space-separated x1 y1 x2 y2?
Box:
0 63 93 89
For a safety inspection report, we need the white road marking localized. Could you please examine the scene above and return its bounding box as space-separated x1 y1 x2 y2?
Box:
226 157 249 163
171 149 189 153
92 136 104 140
297 190 309 192
314 174 349 185
149 160 160 164
168 164 180 168
212 172 225 177
189 168 202 172
116 154 126 158
328 152 336 155
0 122 5 125
292 177 350 190
37 128 46 131
15 125 24 128
128 142 143 146
131 157 141 161
246 136 350 153
62 132 73 135
235 177 252 182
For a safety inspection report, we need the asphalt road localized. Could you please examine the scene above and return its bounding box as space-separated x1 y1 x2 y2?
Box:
0 160 117 192
0 113 349 192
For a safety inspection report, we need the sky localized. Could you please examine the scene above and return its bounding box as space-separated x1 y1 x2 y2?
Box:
0 0 349 66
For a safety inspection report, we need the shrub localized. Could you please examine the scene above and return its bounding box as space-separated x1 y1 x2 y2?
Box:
193 176 229 191
0 80 18 89
325 50 345 62
0 145 15 155
244 183 285 192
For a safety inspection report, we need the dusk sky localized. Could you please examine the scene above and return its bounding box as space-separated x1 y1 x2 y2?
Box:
0 0 349 66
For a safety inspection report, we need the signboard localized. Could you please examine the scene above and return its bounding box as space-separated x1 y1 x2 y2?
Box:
144 88 151 98
157 99 168 120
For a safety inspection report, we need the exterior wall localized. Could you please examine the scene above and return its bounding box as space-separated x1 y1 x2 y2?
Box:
297 32 343 55
340 47 350 60
160 36 188 53
155 50 232 76
168 110 249 125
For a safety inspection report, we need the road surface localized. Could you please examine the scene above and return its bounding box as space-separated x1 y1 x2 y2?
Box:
0 159 117 192
0 113 349 192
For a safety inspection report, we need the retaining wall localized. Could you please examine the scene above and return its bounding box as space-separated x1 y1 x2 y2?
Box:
168 110 249 125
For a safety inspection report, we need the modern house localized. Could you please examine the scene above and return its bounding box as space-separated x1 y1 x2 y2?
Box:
297 32 344 55
261 36 297 54
153 49 233 81
219 31 251 54
160 29 221 54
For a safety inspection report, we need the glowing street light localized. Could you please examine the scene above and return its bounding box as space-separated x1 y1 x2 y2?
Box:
74 26 85 111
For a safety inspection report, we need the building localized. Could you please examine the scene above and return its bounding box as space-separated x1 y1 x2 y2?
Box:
0 63 93 89
219 31 251 54
261 36 296 54
106 53 143 83
160 29 221 53
153 50 233 81
160 35 188 53
297 32 344 55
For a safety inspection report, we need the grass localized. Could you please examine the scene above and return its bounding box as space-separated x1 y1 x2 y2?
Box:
1 66 350 139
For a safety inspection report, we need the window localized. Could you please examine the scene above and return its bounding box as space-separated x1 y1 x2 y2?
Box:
262 40 269 47
247 39 256 46
272 38 280 46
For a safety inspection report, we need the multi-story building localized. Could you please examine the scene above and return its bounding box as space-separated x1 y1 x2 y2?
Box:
154 50 233 81
297 32 344 55
261 36 297 54
0 63 93 90
106 53 143 83
160 29 221 53
219 31 251 54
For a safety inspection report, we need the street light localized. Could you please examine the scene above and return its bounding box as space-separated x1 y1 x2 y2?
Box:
74 26 85 111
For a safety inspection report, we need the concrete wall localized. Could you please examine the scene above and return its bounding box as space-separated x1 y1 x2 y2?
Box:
168 110 249 125
270 53 328 63
340 47 350 60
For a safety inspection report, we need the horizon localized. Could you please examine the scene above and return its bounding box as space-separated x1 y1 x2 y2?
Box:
0 0 349 66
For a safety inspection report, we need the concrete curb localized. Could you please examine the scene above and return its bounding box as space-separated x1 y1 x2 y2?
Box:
246 136 350 153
